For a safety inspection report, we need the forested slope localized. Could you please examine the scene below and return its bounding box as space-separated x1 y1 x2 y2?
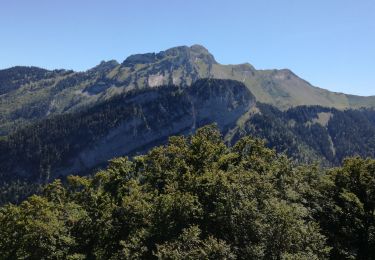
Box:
0 79 254 184
234 104 375 165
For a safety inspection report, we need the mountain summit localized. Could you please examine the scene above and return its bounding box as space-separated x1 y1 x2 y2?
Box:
123 44 217 67
118 44 218 88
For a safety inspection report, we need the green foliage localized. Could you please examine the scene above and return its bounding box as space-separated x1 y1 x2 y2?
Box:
155 226 235 259
0 125 337 259
0 180 41 205
317 157 375 259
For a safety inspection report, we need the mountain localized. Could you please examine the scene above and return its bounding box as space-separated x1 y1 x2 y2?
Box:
1 44 375 135
1 45 375 206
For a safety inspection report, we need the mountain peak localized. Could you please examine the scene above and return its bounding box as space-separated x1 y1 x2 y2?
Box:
89 60 119 73
190 44 209 52
166 44 217 65
122 44 217 67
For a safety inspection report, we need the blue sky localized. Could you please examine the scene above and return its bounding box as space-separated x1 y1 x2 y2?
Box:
1 0 374 95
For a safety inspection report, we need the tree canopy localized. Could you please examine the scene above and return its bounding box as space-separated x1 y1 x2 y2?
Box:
0 125 374 259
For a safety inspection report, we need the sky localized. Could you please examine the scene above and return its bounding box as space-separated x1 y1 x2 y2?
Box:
0 0 374 96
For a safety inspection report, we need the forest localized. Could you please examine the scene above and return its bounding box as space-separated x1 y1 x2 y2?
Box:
1 125 374 259
240 104 375 165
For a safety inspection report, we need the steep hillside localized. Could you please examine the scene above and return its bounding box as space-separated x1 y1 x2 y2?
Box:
0 79 255 183
1 45 374 135
0 67 74 134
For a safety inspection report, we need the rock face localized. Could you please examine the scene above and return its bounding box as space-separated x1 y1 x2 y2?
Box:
60 79 255 177
0 79 255 180
120 44 217 88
